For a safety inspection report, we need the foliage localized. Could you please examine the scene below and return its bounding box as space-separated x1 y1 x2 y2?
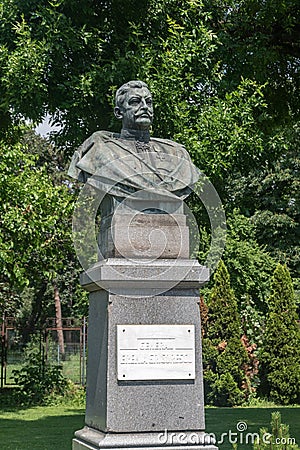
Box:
204 0 300 290
0 129 86 333
180 79 269 191
62 380 85 407
252 411 300 449
196 209 276 317
203 0 300 125
202 260 249 406
0 0 221 148
239 296 265 348
0 0 299 404
45 380 85 407
224 211 276 310
0 131 71 285
1 0 298 141
204 370 244 407
259 264 300 405
227 125 300 288
13 335 67 405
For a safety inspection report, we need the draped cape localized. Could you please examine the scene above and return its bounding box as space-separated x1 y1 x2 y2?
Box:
68 131 200 200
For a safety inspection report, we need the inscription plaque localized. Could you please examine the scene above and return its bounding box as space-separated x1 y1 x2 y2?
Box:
117 325 195 381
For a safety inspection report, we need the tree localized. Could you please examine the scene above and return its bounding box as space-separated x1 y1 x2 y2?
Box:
203 0 300 125
220 211 276 309
259 263 300 404
0 0 221 149
198 0 299 287
0 0 298 351
0 128 84 337
226 126 300 288
54 282 65 360
202 260 249 406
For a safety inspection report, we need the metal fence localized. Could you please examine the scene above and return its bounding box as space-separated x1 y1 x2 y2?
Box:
0 316 87 388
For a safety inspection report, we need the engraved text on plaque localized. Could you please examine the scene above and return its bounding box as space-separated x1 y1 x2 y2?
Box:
117 325 195 381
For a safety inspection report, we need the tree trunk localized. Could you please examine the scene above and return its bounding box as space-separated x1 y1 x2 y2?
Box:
54 283 65 361
22 281 48 343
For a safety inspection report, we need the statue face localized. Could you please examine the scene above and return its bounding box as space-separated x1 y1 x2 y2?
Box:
115 87 154 130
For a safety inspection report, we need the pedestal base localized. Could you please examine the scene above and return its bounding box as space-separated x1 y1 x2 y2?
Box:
73 428 218 450
74 259 218 449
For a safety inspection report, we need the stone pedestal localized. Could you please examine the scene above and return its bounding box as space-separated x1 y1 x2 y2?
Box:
99 213 190 259
72 259 218 450
98 194 190 261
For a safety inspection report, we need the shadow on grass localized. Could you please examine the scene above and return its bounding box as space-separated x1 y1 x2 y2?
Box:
0 412 85 450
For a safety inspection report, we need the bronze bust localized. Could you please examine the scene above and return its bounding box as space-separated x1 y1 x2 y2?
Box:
68 80 199 199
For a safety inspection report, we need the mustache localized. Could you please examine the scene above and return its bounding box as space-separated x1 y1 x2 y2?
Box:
135 111 153 118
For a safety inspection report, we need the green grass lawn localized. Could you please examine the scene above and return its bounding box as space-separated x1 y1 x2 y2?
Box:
0 404 85 450
0 404 299 450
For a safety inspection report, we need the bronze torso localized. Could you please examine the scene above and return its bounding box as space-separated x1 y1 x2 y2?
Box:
68 131 200 199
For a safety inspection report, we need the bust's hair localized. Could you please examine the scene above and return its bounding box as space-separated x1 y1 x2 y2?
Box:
115 80 150 108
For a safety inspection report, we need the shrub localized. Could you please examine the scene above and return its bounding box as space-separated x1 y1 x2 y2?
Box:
204 371 244 407
13 334 67 405
252 411 299 449
202 260 249 406
259 264 300 404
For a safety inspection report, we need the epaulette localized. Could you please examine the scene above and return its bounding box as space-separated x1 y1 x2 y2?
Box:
90 130 115 141
151 137 183 147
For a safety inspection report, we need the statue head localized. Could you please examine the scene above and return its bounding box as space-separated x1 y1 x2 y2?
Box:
114 80 153 131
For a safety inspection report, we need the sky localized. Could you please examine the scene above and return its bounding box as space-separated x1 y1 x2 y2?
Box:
35 114 62 137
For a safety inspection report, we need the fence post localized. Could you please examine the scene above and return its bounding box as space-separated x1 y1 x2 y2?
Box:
81 316 86 386
1 315 5 389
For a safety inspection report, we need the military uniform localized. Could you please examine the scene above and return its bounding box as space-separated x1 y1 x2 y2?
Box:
68 131 200 199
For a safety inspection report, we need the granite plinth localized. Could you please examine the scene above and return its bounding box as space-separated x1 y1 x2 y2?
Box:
80 258 209 293
73 428 217 450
